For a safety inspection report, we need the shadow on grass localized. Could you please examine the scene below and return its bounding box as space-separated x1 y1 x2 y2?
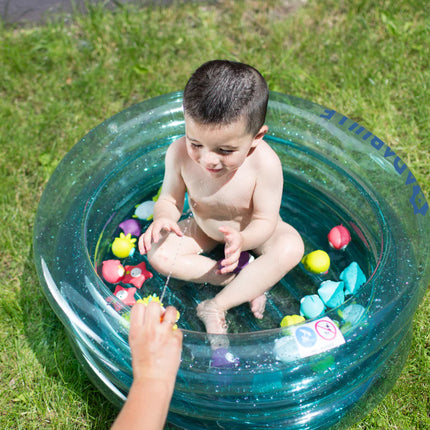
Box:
21 249 119 429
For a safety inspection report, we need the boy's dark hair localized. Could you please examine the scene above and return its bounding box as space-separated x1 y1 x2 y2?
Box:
183 60 268 136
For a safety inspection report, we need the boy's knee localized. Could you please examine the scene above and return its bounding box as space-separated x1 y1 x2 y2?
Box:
280 231 304 267
147 247 172 276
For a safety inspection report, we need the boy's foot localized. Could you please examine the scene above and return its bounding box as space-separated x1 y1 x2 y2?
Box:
197 299 228 335
250 293 267 319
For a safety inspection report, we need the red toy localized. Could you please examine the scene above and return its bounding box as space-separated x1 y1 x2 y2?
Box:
107 286 137 311
102 260 153 289
122 262 153 288
102 260 125 283
328 225 351 250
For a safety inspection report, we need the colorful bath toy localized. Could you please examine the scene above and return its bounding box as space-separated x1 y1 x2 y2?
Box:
119 218 142 237
340 262 367 295
122 262 153 288
134 200 156 221
300 294 326 319
112 233 136 258
211 348 240 368
328 225 351 250
318 280 345 308
107 286 137 311
301 250 331 274
273 336 300 362
340 304 366 326
102 259 125 284
280 314 305 328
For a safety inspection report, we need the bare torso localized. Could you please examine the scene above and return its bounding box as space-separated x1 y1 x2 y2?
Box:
178 137 262 242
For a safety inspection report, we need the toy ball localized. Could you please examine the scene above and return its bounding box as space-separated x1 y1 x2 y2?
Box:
102 260 125 283
280 314 305 328
112 233 136 258
211 347 240 368
300 294 326 319
119 218 142 236
340 261 367 295
328 225 351 250
134 200 156 221
318 280 345 308
301 250 330 274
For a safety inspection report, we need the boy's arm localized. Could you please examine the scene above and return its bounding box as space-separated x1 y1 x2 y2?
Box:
139 139 187 253
219 149 283 272
153 139 187 222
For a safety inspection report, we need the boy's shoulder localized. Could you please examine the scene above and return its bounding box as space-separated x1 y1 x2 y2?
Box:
252 140 281 170
166 136 187 157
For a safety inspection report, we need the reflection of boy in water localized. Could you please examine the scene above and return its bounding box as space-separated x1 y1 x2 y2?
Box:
139 60 304 336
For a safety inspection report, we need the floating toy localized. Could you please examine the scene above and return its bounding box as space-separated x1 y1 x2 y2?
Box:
34 91 430 430
301 250 330 274
340 303 366 325
300 294 326 319
101 260 152 288
122 262 153 288
318 280 345 308
134 200 156 221
273 335 300 362
112 233 136 258
328 225 351 250
102 259 125 284
107 286 137 311
211 348 240 368
340 262 367 295
280 314 305 329
119 218 142 237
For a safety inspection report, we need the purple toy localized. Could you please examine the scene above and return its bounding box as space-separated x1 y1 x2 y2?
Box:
119 219 142 237
211 348 240 368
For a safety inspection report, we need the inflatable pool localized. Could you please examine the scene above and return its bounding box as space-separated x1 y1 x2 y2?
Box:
33 92 430 429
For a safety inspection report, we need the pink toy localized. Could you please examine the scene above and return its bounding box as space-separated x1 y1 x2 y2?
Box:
122 262 153 288
107 286 137 311
328 225 351 250
119 219 142 237
102 260 125 283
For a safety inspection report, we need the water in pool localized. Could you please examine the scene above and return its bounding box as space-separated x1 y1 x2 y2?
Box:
94 136 372 334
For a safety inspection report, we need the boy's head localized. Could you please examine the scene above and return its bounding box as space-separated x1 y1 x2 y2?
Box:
183 60 268 137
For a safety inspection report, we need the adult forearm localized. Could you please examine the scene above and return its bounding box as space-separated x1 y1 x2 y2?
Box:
111 379 173 430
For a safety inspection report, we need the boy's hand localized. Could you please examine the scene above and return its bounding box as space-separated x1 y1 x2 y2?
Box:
218 225 244 274
138 218 183 254
129 301 183 389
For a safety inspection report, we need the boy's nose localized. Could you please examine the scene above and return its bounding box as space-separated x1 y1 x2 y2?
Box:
202 151 219 167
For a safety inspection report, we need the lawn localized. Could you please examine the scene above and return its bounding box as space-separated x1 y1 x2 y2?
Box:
1 0 429 428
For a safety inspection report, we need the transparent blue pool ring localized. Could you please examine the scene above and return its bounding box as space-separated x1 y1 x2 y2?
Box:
33 92 430 429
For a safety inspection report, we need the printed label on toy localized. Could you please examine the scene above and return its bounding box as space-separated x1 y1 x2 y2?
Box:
292 317 345 358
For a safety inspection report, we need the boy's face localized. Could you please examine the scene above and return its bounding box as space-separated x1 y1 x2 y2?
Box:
184 115 267 177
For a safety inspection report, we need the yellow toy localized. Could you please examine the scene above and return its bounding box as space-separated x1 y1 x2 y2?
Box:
280 314 305 335
301 250 330 274
112 233 136 258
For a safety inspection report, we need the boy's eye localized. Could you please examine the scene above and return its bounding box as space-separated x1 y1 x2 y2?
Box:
218 148 234 154
190 142 202 148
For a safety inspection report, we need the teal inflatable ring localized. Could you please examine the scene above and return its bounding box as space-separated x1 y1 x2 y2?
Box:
33 92 430 429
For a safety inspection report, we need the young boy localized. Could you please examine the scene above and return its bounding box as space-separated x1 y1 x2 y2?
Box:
139 60 304 336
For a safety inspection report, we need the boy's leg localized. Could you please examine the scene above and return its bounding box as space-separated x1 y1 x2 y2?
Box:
197 219 304 333
147 218 235 286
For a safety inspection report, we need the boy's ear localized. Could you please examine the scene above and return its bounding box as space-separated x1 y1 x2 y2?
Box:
251 125 268 147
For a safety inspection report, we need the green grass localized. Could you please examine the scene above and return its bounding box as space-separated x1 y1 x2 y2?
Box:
1 0 429 428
